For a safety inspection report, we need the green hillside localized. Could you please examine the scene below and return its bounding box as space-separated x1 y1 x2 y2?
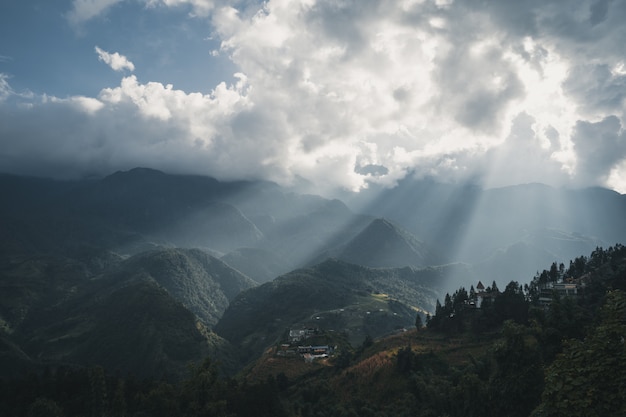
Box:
214 258 443 361
0 248 255 379
118 248 257 327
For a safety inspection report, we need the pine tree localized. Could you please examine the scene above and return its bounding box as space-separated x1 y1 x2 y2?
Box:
415 313 423 330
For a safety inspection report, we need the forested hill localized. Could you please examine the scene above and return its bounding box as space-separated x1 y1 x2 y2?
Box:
2 245 624 417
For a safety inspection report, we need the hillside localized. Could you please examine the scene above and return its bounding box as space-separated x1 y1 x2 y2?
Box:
235 244 626 417
6 245 623 416
214 259 444 361
0 248 255 379
117 248 257 327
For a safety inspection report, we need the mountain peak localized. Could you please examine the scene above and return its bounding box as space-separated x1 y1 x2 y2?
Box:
338 218 443 268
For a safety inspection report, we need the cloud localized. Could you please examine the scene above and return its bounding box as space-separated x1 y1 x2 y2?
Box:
95 47 135 72
0 73 262 181
572 116 626 186
67 0 219 24
67 0 125 25
564 63 626 117
4 0 626 194
0 74 13 102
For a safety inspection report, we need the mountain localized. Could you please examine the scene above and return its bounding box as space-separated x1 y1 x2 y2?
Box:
474 228 604 282
0 169 372 268
3 167 626 379
69 168 266 253
347 178 626 285
114 248 258 327
214 258 447 361
260 198 374 267
0 248 256 379
336 218 445 268
15 278 213 379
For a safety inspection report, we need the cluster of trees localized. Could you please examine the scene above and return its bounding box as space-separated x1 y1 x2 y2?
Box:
425 279 529 334
399 244 626 417
0 359 288 417
427 244 626 336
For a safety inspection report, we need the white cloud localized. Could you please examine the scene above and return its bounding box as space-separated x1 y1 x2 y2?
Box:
5 0 626 194
67 0 125 25
0 74 13 102
206 0 626 191
68 0 219 25
95 47 135 72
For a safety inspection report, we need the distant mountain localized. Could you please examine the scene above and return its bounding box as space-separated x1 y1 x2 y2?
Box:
0 169 371 268
347 178 626 286
260 198 374 267
70 168 266 253
473 228 604 282
337 218 445 268
214 258 447 361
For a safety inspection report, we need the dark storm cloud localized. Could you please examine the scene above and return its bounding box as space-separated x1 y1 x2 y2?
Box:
572 116 626 184
564 64 626 116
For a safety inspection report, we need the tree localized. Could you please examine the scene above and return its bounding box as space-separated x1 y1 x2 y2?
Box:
362 334 374 349
28 398 64 417
89 366 107 417
533 290 626 417
488 321 543 417
396 345 414 375
494 281 529 324
415 313 423 330
444 293 453 311
180 357 228 417
110 379 127 417
549 262 559 283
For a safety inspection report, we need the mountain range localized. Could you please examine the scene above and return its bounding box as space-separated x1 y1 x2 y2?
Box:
1 167 625 377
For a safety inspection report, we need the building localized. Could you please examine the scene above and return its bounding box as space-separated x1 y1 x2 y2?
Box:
538 282 579 306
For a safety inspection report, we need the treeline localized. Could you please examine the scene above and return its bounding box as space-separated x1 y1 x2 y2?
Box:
378 288 626 417
0 358 289 417
427 244 626 332
425 279 529 334
403 244 626 417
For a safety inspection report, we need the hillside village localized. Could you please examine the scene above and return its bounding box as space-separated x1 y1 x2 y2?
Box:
276 328 336 362
273 272 588 364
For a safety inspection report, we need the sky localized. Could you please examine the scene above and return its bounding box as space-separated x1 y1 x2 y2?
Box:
1 0 626 195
